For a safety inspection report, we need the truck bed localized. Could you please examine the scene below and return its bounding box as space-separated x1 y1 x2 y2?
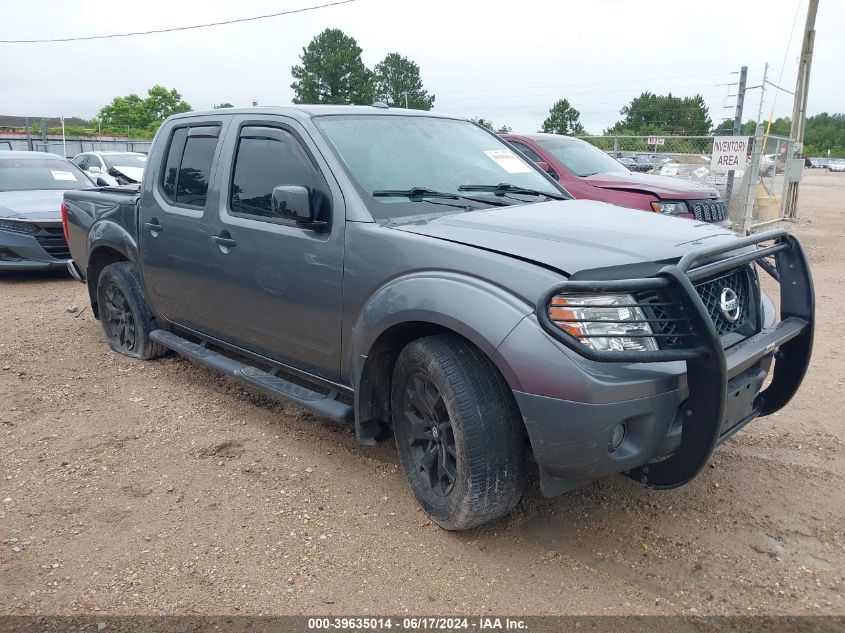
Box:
64 185 141 271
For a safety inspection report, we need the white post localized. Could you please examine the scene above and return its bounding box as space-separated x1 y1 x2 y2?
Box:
61 117 66 157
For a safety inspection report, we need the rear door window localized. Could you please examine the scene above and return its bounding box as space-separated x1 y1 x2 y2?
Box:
160 125 220 208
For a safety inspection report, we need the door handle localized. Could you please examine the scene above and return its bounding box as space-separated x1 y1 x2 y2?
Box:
144 220 163 233
211 234 237 248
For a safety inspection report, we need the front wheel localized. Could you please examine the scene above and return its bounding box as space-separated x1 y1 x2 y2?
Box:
96 262 168 360
391 335 525 530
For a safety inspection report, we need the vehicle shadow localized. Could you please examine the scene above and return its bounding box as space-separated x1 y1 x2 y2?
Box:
0 269 73 284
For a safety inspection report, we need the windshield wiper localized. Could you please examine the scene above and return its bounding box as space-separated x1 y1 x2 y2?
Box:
372 187 460 200
372 186 512 208
458 183 567 200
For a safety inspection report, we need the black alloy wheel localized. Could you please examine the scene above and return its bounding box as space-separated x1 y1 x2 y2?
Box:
102 281 136 351
402 372 457 496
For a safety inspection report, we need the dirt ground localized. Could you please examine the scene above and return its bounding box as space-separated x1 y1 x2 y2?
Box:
1 170 843 617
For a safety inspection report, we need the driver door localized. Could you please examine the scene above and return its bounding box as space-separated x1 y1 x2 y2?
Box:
199 117 345 381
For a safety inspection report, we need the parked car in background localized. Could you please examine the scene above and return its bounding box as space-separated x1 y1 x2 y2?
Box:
72 151 147 185
504 133 730 225
828 160 845 173
63 106 813 529
0 151 92 270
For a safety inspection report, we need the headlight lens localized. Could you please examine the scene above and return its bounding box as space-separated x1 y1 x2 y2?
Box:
0 218 39 234
650 200 689 215
548 294 658 352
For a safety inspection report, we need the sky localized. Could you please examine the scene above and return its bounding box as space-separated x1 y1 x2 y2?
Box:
0 0 842 134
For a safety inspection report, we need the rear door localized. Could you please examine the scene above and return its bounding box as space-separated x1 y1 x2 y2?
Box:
200 116 345 381
138 117 228 330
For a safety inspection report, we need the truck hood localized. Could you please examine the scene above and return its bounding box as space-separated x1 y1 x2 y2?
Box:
391 199 736 275
0 190 64 220
583 171 717 199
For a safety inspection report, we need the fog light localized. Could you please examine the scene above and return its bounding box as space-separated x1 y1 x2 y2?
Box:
609 424 626 452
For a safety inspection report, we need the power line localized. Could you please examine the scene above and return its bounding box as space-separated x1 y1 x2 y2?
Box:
0 0 358 44
434 70 757 96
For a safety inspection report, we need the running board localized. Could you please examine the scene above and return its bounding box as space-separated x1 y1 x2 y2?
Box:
149 330 354 424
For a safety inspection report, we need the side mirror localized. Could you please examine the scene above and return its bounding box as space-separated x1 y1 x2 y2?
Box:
536 161 559 180
95 175 111 187
271 185 327 230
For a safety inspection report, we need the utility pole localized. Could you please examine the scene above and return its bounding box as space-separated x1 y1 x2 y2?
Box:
741 63 768 235
786 0 819 218
725 65 748 204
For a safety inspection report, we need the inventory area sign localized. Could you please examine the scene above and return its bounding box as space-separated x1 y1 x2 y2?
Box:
711 136 749 172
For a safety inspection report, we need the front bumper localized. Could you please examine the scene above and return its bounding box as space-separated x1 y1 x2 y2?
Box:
521 229 813 494
0 231 67 271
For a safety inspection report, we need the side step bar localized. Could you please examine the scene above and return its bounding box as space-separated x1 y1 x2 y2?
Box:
149 330 354 424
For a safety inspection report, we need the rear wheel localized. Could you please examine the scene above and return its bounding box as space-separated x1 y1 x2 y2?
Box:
391 335 525 530
96 262 168 360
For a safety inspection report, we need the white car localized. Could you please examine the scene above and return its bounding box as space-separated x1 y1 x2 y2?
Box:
71 151 147 185
828 160 845 173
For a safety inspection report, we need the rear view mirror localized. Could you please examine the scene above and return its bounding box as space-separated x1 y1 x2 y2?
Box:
272 185 327 231
95 175 111 187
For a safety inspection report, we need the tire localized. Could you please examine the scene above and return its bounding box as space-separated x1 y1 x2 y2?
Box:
96 262 168 360
391 335 525 530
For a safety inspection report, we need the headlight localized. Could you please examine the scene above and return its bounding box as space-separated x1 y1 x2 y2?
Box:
547 294 658 352
0 218 39 235
650 200 688 215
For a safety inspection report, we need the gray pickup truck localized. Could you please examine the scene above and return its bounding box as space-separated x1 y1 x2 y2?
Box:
62 106 814 530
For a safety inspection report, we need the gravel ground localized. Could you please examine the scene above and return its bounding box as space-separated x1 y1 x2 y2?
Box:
1 170 843 617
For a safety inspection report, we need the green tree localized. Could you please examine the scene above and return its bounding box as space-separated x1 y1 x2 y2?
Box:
713 118 757 136
373 53 434 110
143 85 191 123
470 117 510 133
290 29 374 105
213 102 234 109
607 92 712 135
540 99 585 135
97 85 191 132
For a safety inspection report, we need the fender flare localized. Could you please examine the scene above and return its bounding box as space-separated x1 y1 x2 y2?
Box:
346 271 534 443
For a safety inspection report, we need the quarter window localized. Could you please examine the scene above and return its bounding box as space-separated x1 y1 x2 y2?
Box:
160 125 220 207
230 127 323 220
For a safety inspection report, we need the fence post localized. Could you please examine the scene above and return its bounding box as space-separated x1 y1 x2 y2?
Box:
613 136 619 155
741 124 764 234
779 139 795 219
725 65 748 205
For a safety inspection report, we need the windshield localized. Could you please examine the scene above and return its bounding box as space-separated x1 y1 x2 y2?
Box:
0 158 92 191
534 136 628 177
103 153 147 169
314 115 562 219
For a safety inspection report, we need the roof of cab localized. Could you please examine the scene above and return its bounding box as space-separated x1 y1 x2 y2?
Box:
167 104 461 122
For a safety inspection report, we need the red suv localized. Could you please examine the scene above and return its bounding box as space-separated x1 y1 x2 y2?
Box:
502 133 730 226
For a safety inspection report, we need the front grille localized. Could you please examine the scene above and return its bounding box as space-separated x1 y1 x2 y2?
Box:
689 199 727 222
638 266 757 348
695 268 751 335
33 224 70 260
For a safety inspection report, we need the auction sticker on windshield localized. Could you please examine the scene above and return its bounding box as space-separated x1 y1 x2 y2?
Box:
483 149 532 174
51 170 78 181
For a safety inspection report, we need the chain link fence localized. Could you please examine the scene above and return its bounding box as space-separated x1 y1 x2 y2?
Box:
577 134 800 232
